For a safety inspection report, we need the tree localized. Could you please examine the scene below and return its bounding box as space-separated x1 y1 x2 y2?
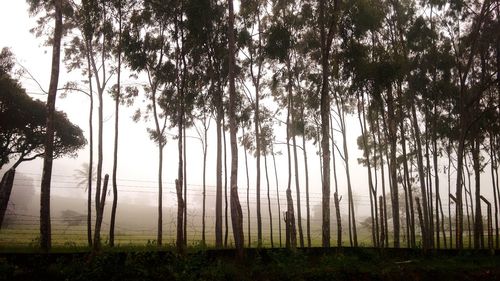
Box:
228 0 244 256
27 0 64 251
122 0 177 246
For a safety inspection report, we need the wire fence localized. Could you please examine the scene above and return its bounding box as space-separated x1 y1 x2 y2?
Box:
1 172 496 248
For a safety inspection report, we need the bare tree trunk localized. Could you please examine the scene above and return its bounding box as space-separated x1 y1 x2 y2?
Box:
255 76 262 250
93 174 109 252
272 147 282 247
157 142 164 246
439 197 447 248
330 115 341 247
463 170 472 248
491 135 499 249
376 118 389 246
286 87 296 249
447 143 453 247
0 170 16 229
243 128 251 247
379 196 385 249
110 2 122 247
411 104 430 249
386 86 400 248
228 0 244 255
473 140 483 249
264 153 273 247
202 122 208 246
400 119 415 248
433 110 440 249
318 0 336 247
291 117 304 248
40 0 63 252
176 114 185 253
215 96 223 248
86 48 94 248
183 126 187 246
336 97 357 247
223 120 228 247
302 135 311 247
416 197 426 252
358 95 375 247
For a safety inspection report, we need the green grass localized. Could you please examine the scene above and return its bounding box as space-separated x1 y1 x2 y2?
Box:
0 248 499 281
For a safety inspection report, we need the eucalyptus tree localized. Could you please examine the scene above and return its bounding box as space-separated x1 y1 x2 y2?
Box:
228 0 245 255
265 0 297 248
26 0 65 251
317 0 341 248
122 0 178 246
239 0 268 248
440 0 496 249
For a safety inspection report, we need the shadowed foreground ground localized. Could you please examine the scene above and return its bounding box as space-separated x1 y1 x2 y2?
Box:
0 248 499 280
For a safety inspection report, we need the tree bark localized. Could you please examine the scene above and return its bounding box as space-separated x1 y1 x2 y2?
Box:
291 110 304 248
386 86 400 248
0 169 15 229
176 114 185 253
228 0 244 255
302 134 311 247
85 45 94 248
215 93 223 248
264 152 273 247
40 0 63 252
223 120 228 247
93 174 109 252
272 146 282 247
473 140 483 249
243 128 251 247
110 1 122 247
411 104 430 249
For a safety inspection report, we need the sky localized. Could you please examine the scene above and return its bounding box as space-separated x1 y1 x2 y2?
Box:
0 0 496 224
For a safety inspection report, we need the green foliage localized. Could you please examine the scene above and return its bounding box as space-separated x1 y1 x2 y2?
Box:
0 70 86 169
265 24 291 63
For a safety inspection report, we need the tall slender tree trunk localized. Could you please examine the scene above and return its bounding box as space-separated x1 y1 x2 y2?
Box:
473 140 483 249
318 0 334 247
411 104 430 249
302 135 311 247
339 103 357 247
255 76 262 250
264 153 273 247
86 49 94 248
110 2 122 247
243 128 251 247
93 174 109 252
376 118 389 246
176 113 185 253
228 0 244 255
291 114 304 248
386 86 400 248
40 0 63 252
330 114 341 247
202 124 208 246
400 119 415 248
215 94 223 248
359 94 376 247
183 125 187 246
286 85 297 249
491 135 499 248
223 121 229 247
272 147 282 247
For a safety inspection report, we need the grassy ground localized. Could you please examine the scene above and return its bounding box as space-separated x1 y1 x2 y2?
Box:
0 247 499 281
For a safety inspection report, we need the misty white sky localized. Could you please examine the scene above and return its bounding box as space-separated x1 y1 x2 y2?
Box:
0 1 495 222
